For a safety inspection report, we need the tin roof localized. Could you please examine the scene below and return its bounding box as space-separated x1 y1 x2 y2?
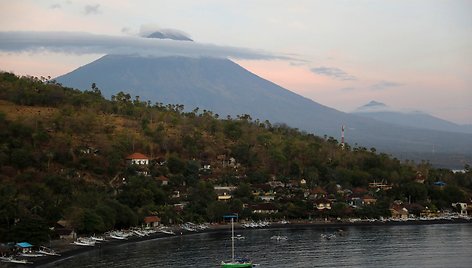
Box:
16 242 33 248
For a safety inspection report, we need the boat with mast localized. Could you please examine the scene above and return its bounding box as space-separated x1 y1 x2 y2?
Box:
221 215 252 268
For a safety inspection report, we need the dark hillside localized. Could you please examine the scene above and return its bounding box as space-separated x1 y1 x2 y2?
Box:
0 72 470 244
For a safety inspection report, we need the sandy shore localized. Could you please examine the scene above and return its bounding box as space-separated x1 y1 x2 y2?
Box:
29 218 471 267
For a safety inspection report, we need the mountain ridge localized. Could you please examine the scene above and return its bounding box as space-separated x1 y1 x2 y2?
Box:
352 101 472 134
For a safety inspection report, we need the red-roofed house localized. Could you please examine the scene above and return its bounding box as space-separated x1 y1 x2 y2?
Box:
157 176 169 186
126 153 150 165
144 216 161 228
362 195 377 205
309 187 327 200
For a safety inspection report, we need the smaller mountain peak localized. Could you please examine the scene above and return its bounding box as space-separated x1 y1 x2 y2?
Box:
364 100 386 107
354 100 390 113
146 29 193 42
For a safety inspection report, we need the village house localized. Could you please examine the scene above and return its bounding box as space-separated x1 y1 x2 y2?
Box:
259 193 276 202
157 175 169 186
414 172 425 184
252 183 271 197
314 199 332 210
54 220 76 240
309 186 327 200
78 146 99 155
217 154 239 168
368 181 392 191
143 216 160 228
347 196 363 208
362 195 378 205
126 152 150 165
390 203 409 220
155 156 167 166
201 161 211 171
268 180 284 189
452 202 468 216
420 207 438 218
214 186 237 201
252 203 278 214
126 153 151 176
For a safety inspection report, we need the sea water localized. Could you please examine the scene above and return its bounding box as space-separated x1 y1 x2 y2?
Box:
42 223 472 268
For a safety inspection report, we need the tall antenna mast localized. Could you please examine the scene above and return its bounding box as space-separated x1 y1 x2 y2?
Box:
341 125 345 149
231 217 235 262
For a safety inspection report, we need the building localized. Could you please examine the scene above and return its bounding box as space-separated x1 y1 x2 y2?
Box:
390 204 409 220
126 153 150 165
362 195 377 205
143 216 161 228
214 186 237 201
252 203 278 214
314 199 332 210
157 175 169 186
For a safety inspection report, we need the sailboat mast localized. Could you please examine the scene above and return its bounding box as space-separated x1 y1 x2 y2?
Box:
231 217 235 262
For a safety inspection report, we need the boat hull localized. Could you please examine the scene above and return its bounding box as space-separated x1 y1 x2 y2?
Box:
221 262 253 268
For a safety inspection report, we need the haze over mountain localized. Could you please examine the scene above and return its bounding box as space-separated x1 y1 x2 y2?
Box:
353 101 472 134
56 55 472 168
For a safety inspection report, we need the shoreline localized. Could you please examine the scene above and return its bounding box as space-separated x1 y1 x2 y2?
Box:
31 218 471 267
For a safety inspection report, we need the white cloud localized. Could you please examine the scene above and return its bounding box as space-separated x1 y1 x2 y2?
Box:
83 4 101 15
371 81 403 90
311 66 356 81
0 31 296 61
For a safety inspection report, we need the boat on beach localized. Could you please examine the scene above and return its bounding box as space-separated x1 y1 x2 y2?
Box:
18 251 45 257
72 238 96 246
1 256 33 264
37 246 61 256
108 231 130 240
90 235 106 242
221 215 253 268
158 227 176 235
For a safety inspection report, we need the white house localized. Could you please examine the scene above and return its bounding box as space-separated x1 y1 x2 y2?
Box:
126 153 150 165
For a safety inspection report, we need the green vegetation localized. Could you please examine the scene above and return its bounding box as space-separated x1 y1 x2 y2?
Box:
0 72 470 244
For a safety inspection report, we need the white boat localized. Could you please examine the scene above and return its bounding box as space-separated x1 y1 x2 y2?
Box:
1 256 33 264
197 224 210 230
320 233 336 240
109 232 128 240
270 235 287 241
181 223 197 232
72 238 96 246
159 228 176 235
90 235 106 242
37 246 61 256
221 216 252 268
233 234 245 240
18 252 45 257
133 230 147 237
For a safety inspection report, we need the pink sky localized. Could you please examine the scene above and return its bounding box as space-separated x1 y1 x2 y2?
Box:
0 0 471 124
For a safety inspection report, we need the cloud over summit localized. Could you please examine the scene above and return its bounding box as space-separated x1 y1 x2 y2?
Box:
0 31 294 61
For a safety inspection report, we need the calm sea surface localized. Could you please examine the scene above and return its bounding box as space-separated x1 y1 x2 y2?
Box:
44 223 472 268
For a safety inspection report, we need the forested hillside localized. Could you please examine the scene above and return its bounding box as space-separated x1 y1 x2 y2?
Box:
0 72 470 245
